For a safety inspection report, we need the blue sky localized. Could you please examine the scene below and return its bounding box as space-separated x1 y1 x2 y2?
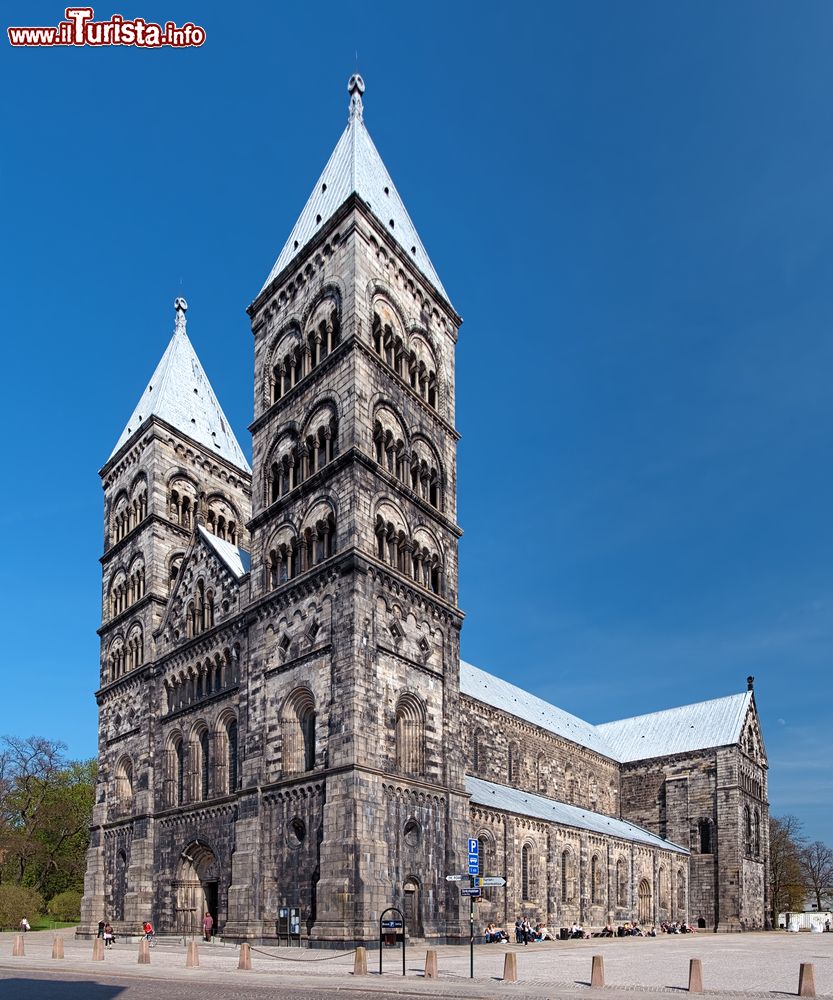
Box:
2 1 831 840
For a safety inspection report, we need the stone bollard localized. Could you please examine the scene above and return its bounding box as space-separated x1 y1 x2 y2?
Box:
503 951 518 983
591 954 605 988
185 940 200 968
138 939 151 964
424 948 438 978
688 957 703 993
12 935 25 957
92 938 105 961
353 946 368 976
798 963 816 998
238 942 252 970
52 936 65 960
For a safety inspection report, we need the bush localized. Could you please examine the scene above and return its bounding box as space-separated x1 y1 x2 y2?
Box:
0 885 44 930
47 890 82 922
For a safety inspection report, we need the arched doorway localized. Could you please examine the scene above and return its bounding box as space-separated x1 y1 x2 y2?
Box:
173 841 219 939
637 878 652 925
403 877 422 938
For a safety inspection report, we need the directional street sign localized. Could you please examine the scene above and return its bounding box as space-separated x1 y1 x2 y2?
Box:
381 919 403 929
461 888 481 897
445 874 467 882
474 876 507 887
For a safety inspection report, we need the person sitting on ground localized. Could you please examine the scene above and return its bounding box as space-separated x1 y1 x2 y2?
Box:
537 923 554 941
484 922 497 943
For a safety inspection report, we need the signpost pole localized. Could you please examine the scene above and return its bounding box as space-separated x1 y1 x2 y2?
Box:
470 875 474 979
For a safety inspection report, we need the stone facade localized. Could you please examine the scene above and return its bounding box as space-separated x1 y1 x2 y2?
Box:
80 79 769 944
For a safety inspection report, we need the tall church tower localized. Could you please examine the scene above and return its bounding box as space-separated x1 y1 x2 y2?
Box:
81 300 252 933
243 75 468 942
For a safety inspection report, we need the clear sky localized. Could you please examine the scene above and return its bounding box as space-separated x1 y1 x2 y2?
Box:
2 1 831 840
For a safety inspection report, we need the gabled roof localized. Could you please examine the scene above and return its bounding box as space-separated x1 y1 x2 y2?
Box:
596 692 753 763
198 526 251 580
460 661 618 760
108 299 251 473
260 75 449 303
466 776 688 854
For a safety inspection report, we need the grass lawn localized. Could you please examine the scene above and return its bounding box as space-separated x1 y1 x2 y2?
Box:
29 918 77 931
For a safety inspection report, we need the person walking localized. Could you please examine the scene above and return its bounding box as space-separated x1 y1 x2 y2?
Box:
19 917 31 933
202 911 214 942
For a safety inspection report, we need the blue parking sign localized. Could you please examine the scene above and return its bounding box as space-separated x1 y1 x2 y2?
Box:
468 838 479 855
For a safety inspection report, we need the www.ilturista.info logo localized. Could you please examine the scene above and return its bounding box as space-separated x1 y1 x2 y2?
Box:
8 7 206 47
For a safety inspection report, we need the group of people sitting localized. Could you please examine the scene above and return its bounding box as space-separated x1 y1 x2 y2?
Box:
485 918 699 943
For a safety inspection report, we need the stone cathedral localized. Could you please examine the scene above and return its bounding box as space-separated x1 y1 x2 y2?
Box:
81 77 770 943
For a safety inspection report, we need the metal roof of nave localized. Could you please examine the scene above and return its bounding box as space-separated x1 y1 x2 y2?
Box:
461 660 619 759
260 75 449 302
466 776 689 854
461 660 753 764
596 691 753 763
108 299 251 473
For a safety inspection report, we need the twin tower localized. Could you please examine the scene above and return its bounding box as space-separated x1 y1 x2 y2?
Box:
81 76 472 942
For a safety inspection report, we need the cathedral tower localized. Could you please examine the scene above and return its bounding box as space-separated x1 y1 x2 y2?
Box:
81 300 251 933
243 75 469 942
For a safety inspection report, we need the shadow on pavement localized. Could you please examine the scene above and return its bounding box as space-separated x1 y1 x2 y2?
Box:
0 979 127 999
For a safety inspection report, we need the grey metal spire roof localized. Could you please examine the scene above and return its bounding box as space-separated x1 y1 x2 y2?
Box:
460 661 619 759
108 298 251 473
596 692 753 763
260 75 449 302
466 776 689 854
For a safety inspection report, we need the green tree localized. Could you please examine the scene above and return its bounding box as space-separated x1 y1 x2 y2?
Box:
769 814 806 925
0 736 96 900
0 884 44 931
46 889 82 922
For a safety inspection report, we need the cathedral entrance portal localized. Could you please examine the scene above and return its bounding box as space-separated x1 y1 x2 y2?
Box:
403 877 422 939
173 842 219 939
637 879 652 925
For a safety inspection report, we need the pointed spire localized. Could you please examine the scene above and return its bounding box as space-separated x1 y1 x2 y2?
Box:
260 76 449 303
347 73 365 123
107 299 251 473
174 295 188 334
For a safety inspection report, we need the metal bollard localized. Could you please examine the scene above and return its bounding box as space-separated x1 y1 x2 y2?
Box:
591 954 605 988
353 945 368 976
503 951 518 983
688 957 703 993
51 936 64 960
185 940 199 967
424 948 438 978
138 939 151 964
12 935 25 957
238 942 252 970
798 963 816 998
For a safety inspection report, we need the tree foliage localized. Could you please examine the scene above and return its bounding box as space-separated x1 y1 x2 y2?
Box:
0 736 96 901
799 840 833 913
769 814 806 923
0 884 44 930
47 889 83 922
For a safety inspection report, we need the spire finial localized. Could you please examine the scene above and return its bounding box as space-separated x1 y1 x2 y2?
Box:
348 73 365 123
174 296 188 334
747 675 755 692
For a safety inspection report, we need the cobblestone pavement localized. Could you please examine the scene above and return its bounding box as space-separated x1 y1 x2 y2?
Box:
0 929 831 998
